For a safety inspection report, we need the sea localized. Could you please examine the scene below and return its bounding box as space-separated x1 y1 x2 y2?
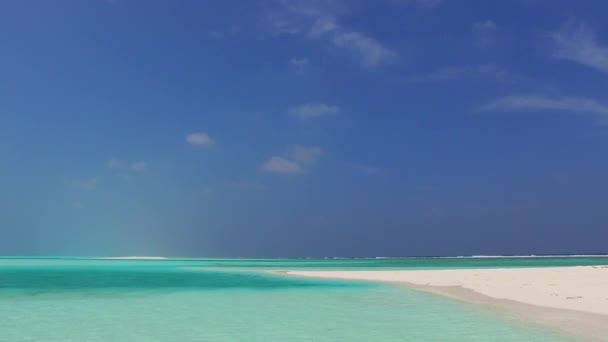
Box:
1 256 606 341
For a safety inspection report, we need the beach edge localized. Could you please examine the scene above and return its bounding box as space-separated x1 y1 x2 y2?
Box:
274 268 608 341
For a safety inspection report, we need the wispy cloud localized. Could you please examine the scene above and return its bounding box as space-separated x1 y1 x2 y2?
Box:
288 103 340 119
267 0 396 67
107 159 147 172
550 22 608 75
260 145 324 175
473 19 497 48
480 95 608 122
69 177 99 191
410 64 556 93
186 132 214 147
260 156 303 175
289 57 309 72
332 31 397 67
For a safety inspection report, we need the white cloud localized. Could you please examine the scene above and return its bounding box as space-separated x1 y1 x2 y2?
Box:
69 177 99 191
333 31 397 67
309 17 338 37
288 103 340 119
480 95 608 122
260 145 324 175
473 20 497 47
289 57 309 72
267 1 396 67
551 23 608 75
186 132 214 147
260 156 303 175
285 145 323 164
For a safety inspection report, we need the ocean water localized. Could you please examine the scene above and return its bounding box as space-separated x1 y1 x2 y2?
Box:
2 257 602 341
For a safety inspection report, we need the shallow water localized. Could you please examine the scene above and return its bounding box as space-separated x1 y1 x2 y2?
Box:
0 258 590 341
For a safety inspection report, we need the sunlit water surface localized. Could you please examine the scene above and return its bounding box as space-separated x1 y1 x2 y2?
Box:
3 257 602 341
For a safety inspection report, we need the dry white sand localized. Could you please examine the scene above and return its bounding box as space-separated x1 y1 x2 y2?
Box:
281 266 608 341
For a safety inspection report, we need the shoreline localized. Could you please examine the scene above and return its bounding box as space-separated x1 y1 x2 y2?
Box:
278 266 608 341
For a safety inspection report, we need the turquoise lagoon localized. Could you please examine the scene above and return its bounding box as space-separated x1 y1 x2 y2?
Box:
1 257 605 341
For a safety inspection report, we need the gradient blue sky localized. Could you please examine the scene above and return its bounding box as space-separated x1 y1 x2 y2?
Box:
1 0 608 257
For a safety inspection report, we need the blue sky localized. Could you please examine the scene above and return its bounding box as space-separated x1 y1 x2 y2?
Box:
1 0 608 257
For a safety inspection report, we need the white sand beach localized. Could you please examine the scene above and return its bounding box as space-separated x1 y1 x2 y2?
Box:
282 266 608 341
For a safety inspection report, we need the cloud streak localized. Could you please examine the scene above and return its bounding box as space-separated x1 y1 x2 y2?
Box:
186 132 214 147
480 95 608 122
332 31 396 67
551 23 608 75
268 0 396 67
